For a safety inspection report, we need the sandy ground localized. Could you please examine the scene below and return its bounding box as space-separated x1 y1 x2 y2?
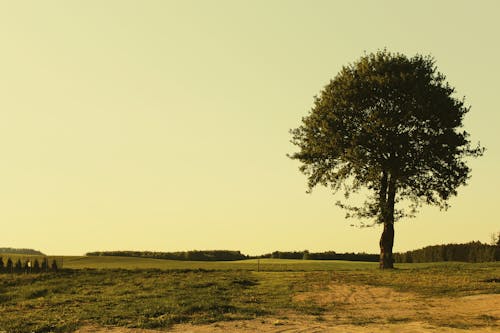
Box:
74 283 500 333
74 321 500 333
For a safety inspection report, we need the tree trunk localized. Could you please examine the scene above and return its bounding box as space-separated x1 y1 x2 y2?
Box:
379 222 394 269
379 171 396 269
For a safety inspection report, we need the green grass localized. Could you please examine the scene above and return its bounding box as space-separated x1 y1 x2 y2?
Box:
62 256 380 270
326 261 500 297
0 269 308 332
0 258 498 333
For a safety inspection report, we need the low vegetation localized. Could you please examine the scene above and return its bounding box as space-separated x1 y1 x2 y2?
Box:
0 259 498 333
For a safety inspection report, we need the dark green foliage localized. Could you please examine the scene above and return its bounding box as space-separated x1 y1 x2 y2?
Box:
51 259 58 271
261 251 379 262
33 259 41 273
310 252 379 262
0 257 3 272
269 251 305 259
290 50 483 221
6 258 13 272
395 241 499 263
14 259 22 273
183 250 246 261
0 247 45 255
289 50 484 268
41 258 48 272
86 250 248 261
23 260 31 273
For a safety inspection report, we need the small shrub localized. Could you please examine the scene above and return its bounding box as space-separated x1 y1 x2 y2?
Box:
41 258 48 272
24 260 31 273
14 259 22 273
6 258 13 272
33 259 41 273
51 259 58 271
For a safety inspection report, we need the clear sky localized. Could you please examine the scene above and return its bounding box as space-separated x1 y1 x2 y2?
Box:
0 1 498 255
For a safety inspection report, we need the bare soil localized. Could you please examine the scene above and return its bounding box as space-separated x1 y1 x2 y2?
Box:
74 283 500 333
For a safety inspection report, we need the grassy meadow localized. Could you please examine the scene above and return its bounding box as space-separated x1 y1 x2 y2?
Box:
62 256 379 271
0 255 498 332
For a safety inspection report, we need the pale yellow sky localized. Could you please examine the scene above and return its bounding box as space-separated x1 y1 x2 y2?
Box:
0 1 498 255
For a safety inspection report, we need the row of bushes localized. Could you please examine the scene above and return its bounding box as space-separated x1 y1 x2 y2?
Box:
86 250 248 261
394 241 499 263
0 257 58 273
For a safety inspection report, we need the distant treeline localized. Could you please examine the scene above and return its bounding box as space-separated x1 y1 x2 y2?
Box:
86 250 248 261
258 251 379 262
0 248 45 255
86 250 380 262
394 241 499 263
87 243 499 263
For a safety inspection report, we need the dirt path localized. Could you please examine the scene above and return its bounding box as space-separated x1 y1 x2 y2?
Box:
74 320 499 333
166 320 499 333
294 283 500 328
74 283 500 333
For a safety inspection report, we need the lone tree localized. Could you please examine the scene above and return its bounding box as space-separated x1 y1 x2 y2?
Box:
289 50 484 269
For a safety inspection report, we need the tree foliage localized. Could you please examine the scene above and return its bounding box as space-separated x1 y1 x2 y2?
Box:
290 50 484 226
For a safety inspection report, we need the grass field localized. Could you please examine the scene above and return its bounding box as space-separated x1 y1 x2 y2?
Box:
0 256 498 333
62 256 380 271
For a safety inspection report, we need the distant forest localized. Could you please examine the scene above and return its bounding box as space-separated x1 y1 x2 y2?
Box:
85 250 379 262
0 248 45 255
257 251 379 262
394 241 499 263
87 241 499 263
86 250 248 261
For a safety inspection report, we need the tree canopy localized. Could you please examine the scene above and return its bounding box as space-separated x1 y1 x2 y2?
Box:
290 50 484 268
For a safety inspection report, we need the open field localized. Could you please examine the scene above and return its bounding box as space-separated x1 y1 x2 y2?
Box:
62 256 380 271
0 257 498 333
